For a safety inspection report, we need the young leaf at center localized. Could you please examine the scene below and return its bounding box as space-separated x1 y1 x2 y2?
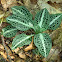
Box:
34 8 50 33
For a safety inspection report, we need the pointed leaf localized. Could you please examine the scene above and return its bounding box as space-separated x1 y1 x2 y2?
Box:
2 25 18 38
34 33 52 57
11 6 32 19
12 33 34 50
48 14 62 30
6 15 34 31
34 8 50 32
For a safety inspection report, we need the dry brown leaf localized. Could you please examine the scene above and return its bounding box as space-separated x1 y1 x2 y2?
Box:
1 0 17 11
37 0 62 14
14 48 19 53
0 10 4 18
30 0 37 4
0 52 8 60
24 41 34 51
11 56 15 59
0 44 4 50
16 58 25 62
23 0 31 7
19 53 26 59
42 58 47 62
50 0 62 3
24 36 35 51
25 52 32 57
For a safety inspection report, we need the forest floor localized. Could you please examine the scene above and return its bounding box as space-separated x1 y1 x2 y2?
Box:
0 0 62 62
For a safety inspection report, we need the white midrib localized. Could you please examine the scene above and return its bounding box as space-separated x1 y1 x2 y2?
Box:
49 14 62 26
38 9 45 27
8 19 34 29
12 8 25 16
12 8 32 22
11 8 34 29
40 34 46 57
12 35 34 49
3 29 17 35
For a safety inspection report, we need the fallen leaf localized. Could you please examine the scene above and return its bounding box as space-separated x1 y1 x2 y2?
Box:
50 0 62 3
19 53 26 59
0 10 4 18
0 44 4 50
37 0 62 14
30 0 37 4
1 0 17 11
0 52 8 60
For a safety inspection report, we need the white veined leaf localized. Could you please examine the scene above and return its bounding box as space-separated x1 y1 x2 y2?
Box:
2 25 18 38
48 14 62 30
6 15 34 31
34 33 52 57
12 33 34 50
34 8 50 33
11 6 32 19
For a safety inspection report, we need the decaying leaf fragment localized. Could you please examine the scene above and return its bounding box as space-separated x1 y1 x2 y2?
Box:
50 0 62 3
0 10 4 18
37 0 62 14
1 0 17 11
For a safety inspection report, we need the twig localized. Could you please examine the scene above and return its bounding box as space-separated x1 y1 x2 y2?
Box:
6 44 13 54
47 48 57 62
17 1 24 5
1 35 12 62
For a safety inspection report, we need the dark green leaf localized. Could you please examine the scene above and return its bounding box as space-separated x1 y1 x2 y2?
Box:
48 14 62 30
11 6 32 19
6 15 34 31
34 8 50 33
12 33 34 50
34 33 52 57
2 25 18 38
